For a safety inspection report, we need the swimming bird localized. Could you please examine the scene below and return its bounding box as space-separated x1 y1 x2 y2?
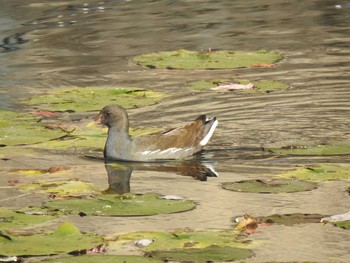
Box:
88 104 218 162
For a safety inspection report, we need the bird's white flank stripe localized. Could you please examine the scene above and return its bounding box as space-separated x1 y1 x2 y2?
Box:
200 119 218 146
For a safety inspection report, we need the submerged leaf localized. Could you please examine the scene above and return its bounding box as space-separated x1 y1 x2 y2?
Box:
222 179 317 193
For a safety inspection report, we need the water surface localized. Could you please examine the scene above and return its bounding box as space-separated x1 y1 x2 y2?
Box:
1 1 350 262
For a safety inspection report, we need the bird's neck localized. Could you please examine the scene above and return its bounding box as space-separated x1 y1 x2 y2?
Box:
104 127 132 160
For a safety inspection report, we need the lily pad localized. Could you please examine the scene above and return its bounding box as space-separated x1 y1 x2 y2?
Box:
221 179 317 193
335 221 350 230
18 179 96 197
25 87 164 112
34 126 161 151
267 140 350 155
44 193 195 216
133 49 282 70
147 246 253 262
260 213 325 225
111 229 253 262
0 222 101 256
188 79 288 93
0 207 57 230
113 230 247 251
280 164 350 182
0 109 64 146
40 255 163 263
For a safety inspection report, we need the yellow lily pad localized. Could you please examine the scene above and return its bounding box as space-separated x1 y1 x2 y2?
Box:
18 179 96 197
0 222 102 256
133 49 282 70
280 164 350 182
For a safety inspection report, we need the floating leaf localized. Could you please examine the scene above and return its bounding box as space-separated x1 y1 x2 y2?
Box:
133 49 282 70
25 87 164 112
111 229 250 252
0 222 101 256
146 246 253 262
0 207 57 230
334 221 350 230
108 230 254 262
18 179 96 197
280 164 350 182
34 126 161 151
188 79 288 93
45 193 195 216
0 109 64 146
261 213 325 225
267 140 350 155
221 179 317 193
40 255 163 263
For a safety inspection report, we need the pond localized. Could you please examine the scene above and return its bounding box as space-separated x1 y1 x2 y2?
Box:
1 0 350 262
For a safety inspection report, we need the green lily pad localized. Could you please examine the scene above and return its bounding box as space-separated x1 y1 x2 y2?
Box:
111 229 253 262
188 79 288 93
0 109 64 146
40 255 163 263
221 179 317 193
34 126 161 151
267 140 350 155
335 221 350 230
0 207 57 230
0 222 101 256
133 49 282 70
25 87 164 112
18 179 96 197
260 213 325 225
45 193 195 216
147 246 253 262
113 230 248 251
280 164 350 182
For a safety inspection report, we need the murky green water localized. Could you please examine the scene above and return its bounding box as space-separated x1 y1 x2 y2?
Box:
1 0 350 262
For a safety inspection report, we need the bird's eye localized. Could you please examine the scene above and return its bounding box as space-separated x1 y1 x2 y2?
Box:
105 111 110 117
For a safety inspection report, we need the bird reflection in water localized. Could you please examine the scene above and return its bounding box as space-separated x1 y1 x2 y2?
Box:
103 158 218 195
